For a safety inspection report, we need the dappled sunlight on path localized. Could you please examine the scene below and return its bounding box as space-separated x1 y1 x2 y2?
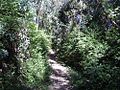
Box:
48 50 72 90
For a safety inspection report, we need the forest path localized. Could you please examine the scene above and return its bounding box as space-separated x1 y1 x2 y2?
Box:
48 50 72 90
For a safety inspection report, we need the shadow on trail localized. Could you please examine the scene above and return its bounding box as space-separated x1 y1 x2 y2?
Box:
48 50 73 90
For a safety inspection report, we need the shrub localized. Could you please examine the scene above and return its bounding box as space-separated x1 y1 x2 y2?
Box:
29 29 52 56
57 27 108 70
20 29 52 90
70 64 120 90
21 52 50 90
57 27 120 90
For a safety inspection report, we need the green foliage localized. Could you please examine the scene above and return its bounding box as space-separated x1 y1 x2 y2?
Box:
29 28 52 55
57 27 108 69
20 28 52 89
70 65 120 90
54 1 120 89
57 27 120 90
0 0 29 89
1 64 21 90
1 0 52 89
0 0 29 21
1 0 120 90
21 52 50 90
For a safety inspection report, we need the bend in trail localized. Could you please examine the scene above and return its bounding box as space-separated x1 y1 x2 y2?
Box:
48 50 72 90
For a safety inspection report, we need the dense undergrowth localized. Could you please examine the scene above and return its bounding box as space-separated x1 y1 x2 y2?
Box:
56 20 120 90
0 0 52 89
57 27 120 90
1 28 52 90
20 29 52 90
1 0 120 90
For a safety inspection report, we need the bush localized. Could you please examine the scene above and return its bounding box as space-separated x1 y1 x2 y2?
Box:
20 29 52 90
29 29 52 56
70 64 120 90
57 27 108 70
57 27 120 90
21 52 50 90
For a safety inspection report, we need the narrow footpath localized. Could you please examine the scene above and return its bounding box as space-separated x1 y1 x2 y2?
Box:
48 50 72 90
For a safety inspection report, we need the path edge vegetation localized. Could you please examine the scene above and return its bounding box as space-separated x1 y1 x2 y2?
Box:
0 0 120 90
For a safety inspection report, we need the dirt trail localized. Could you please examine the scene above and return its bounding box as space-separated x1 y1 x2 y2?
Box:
48 50 72 90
